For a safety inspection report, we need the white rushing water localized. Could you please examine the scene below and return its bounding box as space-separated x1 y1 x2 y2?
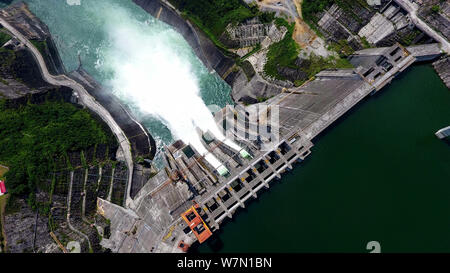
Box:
102 5 233 171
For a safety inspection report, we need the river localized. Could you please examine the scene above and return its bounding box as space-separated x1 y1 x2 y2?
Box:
2 0 450 253
7 0 234 165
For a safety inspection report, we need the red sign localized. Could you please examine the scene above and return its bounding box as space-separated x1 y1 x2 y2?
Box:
0 180 6 195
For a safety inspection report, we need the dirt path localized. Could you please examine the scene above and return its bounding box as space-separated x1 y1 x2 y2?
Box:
256 0 329 55
291 0 318 48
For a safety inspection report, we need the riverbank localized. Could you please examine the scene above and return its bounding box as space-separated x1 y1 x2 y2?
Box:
195 63 450 253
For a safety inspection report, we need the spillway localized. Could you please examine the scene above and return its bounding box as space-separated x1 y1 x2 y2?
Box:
20 0 234 166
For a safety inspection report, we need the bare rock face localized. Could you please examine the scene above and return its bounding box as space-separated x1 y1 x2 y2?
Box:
0 2 49 40
3 197 58 253
0 48 49 99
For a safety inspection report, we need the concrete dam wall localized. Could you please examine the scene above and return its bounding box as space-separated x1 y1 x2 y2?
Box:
69 68 157 160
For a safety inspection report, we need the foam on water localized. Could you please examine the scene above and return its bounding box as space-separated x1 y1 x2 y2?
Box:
20 0 238 168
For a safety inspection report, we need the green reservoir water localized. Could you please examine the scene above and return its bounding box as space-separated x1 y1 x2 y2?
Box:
2 1 449 253
196 64 450 253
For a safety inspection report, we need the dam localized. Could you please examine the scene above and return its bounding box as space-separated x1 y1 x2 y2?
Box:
1 0 447 253
99 42 443 253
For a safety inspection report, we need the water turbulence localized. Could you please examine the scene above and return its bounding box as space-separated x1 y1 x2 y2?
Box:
103 8 243 174
20 0 244 172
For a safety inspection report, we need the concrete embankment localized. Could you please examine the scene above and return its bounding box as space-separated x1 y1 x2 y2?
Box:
69 68 156 160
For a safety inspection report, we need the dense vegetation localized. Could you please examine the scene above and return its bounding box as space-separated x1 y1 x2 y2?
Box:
0 101 113 199
264 19 299 80
0 31 12 46
302 0 334 23
168 0 258 48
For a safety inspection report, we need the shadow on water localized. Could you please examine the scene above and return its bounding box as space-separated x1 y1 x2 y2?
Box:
443 138 450 147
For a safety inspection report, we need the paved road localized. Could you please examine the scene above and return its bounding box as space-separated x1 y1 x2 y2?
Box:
394 0 450 54
0 17 136 208
257 0 299 20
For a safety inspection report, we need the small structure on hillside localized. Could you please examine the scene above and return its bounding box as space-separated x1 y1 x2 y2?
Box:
0 180 7 196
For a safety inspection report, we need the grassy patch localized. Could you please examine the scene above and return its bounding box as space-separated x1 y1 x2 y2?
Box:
400 29 421 46
360 37 372 49
328 39 355 57
0 47 16 69
0 31 12 46
431 5 440 13
303 54 353 76
30 39 48 56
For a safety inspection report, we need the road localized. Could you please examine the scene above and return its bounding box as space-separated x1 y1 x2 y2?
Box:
0 17 136 208
257 0 299 20
394 0 450 54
